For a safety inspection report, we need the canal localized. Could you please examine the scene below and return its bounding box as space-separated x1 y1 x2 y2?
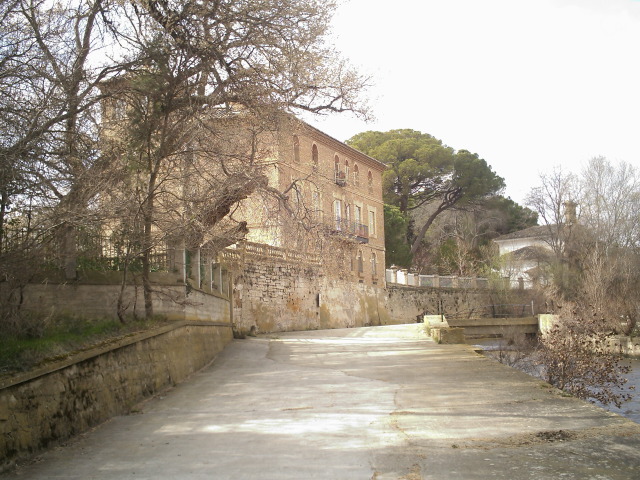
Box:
472 339 640 424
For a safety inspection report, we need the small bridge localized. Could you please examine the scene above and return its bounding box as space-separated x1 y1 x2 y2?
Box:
445 316 539 338
425 304 539 339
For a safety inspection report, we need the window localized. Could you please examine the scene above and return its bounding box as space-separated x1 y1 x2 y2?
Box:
345 203 351 226
369 209 376 236
357 250 364 273
368 170 374 194
333 199 342 230
371 253 377 277
353 164 360 187
355 205 362 225
345 159 350 181
312 144 319 169
334 155 346 185
293 135 300 163
354 204 365 238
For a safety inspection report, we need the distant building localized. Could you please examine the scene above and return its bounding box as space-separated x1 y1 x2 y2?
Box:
100 90 389 330
493 225 554 289
494 201 579 289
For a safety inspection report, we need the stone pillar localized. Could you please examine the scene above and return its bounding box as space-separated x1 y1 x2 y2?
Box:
385 269 394 284
204 253 212 292
193 248 201 288
399 269 408 285
212 263 222 293
388 267 398 284
175 239 187 283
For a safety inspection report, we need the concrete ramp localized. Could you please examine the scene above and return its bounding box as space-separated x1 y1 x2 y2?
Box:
5 324 639 479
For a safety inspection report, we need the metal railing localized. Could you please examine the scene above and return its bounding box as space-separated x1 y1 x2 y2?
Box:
334 170 347 186
1 224 169 272
331 218 369 243
446 304 535 319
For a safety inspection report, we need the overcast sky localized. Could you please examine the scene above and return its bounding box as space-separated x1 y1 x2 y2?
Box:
305 0 640 205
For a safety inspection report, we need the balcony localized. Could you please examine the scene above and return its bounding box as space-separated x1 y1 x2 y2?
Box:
330 218 369 243
334 170 347 187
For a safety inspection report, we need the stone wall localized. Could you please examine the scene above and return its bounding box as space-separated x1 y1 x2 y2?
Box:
231 258 541 334
9 282 230 323
232 260 392 334
0 322 233 470
606 336 640 357
386 285 538 324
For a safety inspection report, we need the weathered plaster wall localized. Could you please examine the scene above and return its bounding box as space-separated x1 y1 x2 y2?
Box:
232 260 391 334
0 322 233 470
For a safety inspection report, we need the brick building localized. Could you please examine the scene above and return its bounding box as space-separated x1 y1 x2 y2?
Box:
235 115 386 287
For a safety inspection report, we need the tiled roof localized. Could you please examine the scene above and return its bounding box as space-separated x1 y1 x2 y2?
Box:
494 224 557 241
509 245 552 260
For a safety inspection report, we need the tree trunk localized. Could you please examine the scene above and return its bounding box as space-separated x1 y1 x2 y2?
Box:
141 164 158 319
142 196 154 319
0 189 7 254
410 204 448 255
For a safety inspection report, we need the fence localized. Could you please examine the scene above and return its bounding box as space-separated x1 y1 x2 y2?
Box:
74 234 169 272
385 268 491 290
1 224 169 272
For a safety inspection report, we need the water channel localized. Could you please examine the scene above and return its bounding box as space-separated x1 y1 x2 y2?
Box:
472 339 640 424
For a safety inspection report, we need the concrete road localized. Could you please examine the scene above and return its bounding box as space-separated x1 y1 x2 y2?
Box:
4 324 640 479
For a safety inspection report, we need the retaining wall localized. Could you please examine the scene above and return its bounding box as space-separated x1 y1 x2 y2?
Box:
9 282 230 323
0 321 233 470
607 336 640 356
232 260 392 334
386 285 537 323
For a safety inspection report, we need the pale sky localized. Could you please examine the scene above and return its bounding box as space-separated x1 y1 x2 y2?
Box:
305 0 640 205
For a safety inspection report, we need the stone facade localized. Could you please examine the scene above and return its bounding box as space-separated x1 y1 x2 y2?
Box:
231 255 392 335
0 322 232 470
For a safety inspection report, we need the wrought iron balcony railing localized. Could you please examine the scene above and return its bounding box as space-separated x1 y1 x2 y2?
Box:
331 218 368 243
334 170 347 186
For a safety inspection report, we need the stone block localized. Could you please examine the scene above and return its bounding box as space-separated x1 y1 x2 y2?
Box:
430 327 465 344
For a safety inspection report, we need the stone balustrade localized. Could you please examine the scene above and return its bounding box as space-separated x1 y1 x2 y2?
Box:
385 268 490 289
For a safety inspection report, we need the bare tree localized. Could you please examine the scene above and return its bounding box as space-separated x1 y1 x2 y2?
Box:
525 166 579 258
520 160 639 407
536 304 632 408
99 0 370 318
0 0 369 323
579 156 640 248
577 157 640 335
0 0 136 284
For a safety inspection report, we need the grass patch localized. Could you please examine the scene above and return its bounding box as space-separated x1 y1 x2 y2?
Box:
0 314 169 376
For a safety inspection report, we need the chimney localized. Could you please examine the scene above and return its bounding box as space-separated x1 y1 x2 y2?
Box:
563 201 577 226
